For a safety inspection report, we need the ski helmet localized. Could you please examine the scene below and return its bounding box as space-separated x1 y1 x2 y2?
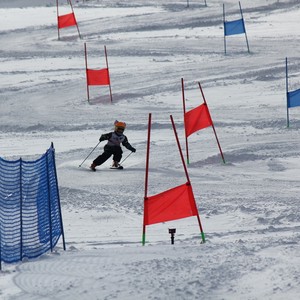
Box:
114 120 126 131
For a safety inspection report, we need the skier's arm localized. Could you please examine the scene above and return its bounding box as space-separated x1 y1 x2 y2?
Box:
122 136 136 152
99 132 112 142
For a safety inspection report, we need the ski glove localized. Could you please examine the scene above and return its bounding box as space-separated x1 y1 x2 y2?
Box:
131 147 136 153
99 135 105 142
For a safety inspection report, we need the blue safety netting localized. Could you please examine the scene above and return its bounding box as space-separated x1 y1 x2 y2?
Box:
0 144 65 266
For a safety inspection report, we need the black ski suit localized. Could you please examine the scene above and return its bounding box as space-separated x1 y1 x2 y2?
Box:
93 131 136 166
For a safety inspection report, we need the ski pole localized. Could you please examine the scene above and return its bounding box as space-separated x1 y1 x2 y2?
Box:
119 151 133 166
78 141 101 167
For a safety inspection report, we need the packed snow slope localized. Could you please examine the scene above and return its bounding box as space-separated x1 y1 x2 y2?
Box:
1 0 300 299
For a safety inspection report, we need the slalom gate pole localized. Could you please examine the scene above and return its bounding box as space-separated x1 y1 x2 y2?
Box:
78 141 101 167
84 43 90 102
119 152 133 166
286 57 290 128
181 78 190 164
170 115 206 243
104 46 113 103
196 214 206 243
239 1 250 53
223 3 226 54
142 113 152 246
170 115 190 184
69 0 81 39
56 0 60 40
198 82 226 164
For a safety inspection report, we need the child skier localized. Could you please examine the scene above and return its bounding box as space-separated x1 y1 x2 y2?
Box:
90 120 136 171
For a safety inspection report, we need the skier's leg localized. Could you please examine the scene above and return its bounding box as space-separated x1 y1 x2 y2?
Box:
112 147 123 163
93 146 113 166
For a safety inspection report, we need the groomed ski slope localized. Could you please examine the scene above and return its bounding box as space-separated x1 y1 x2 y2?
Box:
0 1 300 299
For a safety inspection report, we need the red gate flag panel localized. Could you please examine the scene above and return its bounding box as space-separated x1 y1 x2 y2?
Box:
86 68 110 86
184 103 212 137
58 12 77 29
144 183 198 226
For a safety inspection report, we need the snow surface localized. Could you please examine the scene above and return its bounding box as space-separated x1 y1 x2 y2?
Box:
1 0 300 299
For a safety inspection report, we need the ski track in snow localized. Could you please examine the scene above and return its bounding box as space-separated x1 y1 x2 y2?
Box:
1 0 300 299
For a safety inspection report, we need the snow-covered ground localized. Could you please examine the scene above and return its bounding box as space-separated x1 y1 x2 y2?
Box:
1 0 300 299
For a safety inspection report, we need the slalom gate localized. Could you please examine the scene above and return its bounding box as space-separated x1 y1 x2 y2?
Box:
0 143 65 269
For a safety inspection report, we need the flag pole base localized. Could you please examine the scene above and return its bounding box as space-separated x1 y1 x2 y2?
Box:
201 232 206 243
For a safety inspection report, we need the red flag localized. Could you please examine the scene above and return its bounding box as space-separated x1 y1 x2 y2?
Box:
58 13 77 29
86 68 110 86
184 103 212 137
144 183 198 226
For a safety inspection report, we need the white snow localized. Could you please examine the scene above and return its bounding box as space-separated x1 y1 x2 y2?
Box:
1 0 300 299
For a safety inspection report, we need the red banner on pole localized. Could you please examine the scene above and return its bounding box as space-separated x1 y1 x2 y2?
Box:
58 12 77 29
144 183 198 226
184 103 212 137
56 0 81 39
142 114 206 244
84 43 112 102
86 68 110 86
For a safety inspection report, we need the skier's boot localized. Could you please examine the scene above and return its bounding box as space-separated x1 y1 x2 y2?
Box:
112 161 120 168
90 163 97 171
112 161 123 169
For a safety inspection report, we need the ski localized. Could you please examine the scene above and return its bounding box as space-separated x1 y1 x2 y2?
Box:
88 165 124 171
110 166 124 170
